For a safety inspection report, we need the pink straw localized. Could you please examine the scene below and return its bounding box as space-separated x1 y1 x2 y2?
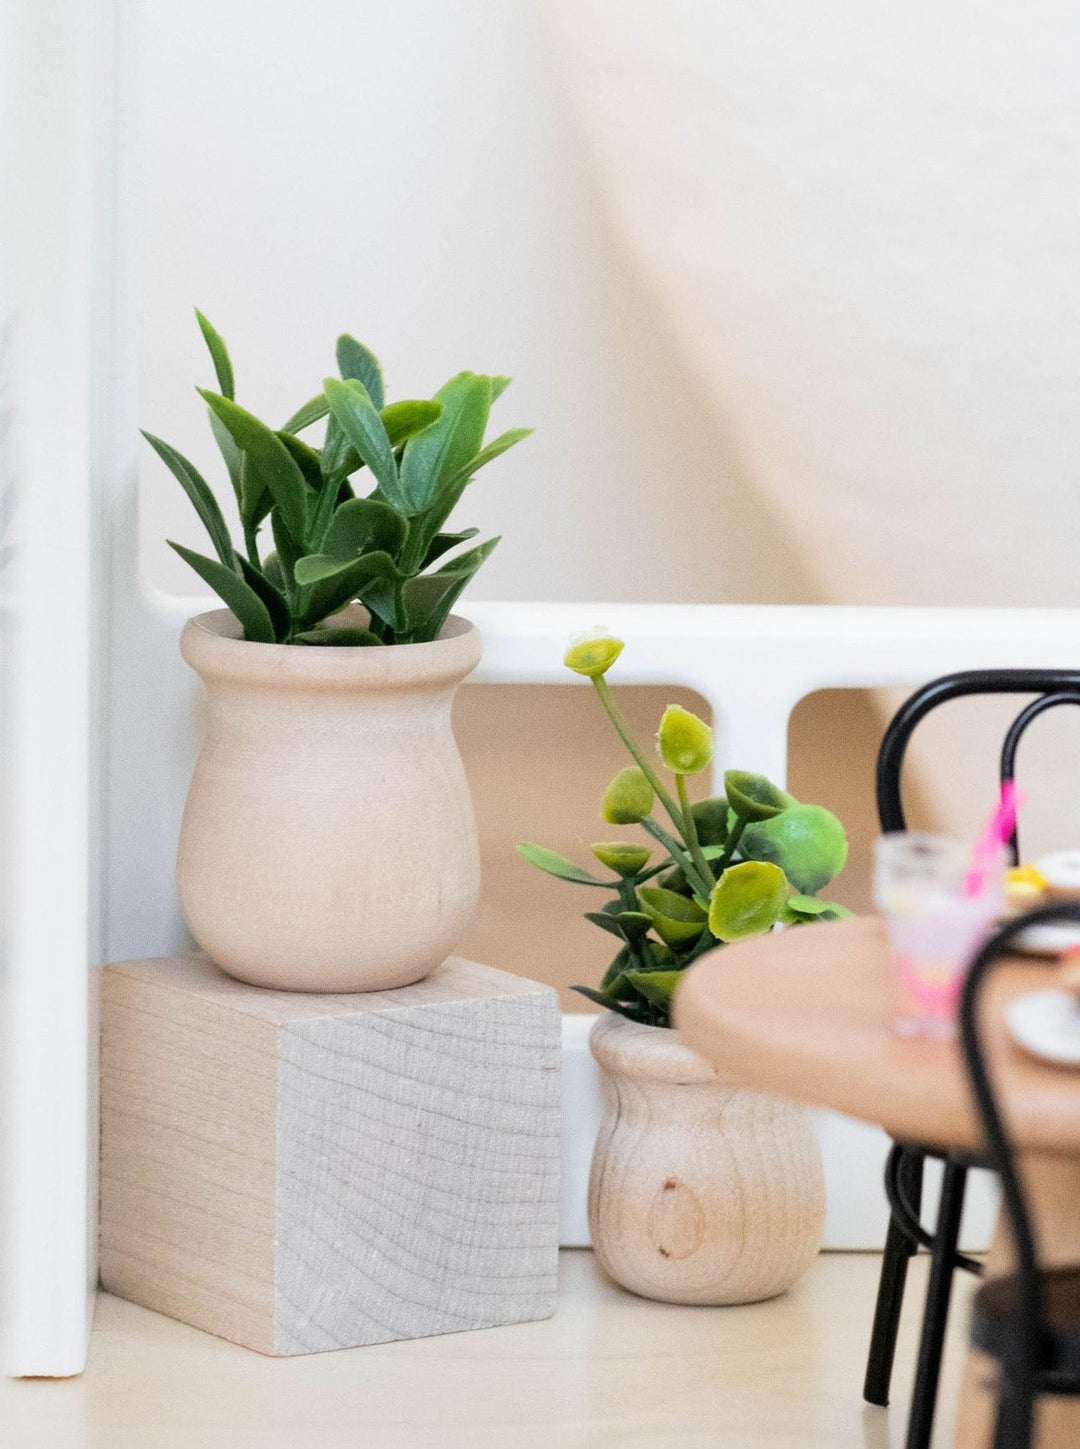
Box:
963 781 1021 898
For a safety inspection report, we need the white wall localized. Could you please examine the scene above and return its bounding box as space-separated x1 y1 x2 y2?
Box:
133 0 814 609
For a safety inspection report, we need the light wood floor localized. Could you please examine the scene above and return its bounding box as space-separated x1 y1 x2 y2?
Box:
2 1251 974 1448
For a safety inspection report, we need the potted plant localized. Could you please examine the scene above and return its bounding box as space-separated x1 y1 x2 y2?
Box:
144 312 530 992
518 632 849 1304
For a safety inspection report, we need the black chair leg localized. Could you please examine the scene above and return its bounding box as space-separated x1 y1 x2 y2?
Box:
865 1147 925 1406
993 1374 1035 1449
904 1159 968 1449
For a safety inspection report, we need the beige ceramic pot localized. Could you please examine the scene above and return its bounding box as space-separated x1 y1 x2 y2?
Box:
177 609 482 992
588 1013 825 1305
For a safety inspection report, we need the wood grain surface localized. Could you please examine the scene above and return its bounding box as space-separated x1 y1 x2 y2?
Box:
100 955 562 1355
675 913 1080 1154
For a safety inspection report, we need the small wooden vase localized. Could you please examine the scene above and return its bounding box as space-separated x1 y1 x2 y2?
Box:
587 1013 825 1305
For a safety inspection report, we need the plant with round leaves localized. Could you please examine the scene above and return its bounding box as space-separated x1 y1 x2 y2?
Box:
143 311 531 645
516 636 851 1026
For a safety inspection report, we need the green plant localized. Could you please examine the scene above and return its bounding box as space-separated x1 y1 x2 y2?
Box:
517 632 851 1027
143 312 531 645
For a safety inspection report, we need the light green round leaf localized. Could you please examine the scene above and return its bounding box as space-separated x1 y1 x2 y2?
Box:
591 842 651 877
602 766 654 824
623 969 682 1012
656 704 713 775
708 860 789 942
740 803 849 893
637 886 708 946
724 770 790 822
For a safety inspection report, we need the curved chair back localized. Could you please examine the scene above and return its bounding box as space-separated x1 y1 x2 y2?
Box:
876 670 1080 859
958 901 1080 1446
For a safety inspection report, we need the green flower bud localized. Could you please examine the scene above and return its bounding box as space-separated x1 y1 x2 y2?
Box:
656 704 713 775
602 766 654 824
591 842 652 877
564 629 624 678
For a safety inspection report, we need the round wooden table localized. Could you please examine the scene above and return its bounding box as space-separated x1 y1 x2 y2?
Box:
675 914 1080 1449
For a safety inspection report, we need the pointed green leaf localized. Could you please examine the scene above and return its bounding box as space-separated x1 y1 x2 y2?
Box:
294 554 357 586
208 409 244 510
399 371 492 515
398 536 499 642
380 399 442 448
444 427 532 489
571 986 653 1023
336 335 384 410
142 431 234 568
194 310 234 400
585 911 632 941
168 542 276 643
515 842 606 886
234 553 290 640
281 394 330 434
422 527 480 568
490 375 512 402
199 390 309 542
323 377 405 510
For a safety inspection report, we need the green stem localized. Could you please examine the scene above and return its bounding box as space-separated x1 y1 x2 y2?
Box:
243 524 261 571
640 817 713 901
591 676 685 836
677 773 713 888
717 815 748 872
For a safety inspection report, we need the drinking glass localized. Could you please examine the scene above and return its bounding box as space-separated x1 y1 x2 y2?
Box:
874 832 1003 1039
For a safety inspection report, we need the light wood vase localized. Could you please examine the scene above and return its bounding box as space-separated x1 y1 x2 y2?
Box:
587 1012 825 1304
177 608 481 993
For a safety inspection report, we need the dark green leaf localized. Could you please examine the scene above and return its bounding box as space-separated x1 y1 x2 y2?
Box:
515 842 606 885
724 770 789 822
168 541 276 643
571 986 652 1023
141 431 234 568
235 553 290 641
323 378 405 511
322 497 407 561
194 310 235 400
299 550 396 630
585 911 630 941
336 335 384 410
422 527 480 568
293 627 384 647
294 554 357 586
399 535 499 642
199 390 309 542
276 431 322 488
239 450 268 527
399 372 492 515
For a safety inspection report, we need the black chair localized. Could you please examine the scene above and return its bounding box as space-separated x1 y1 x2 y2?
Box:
960 901 1080 1449
864 668 1080 1449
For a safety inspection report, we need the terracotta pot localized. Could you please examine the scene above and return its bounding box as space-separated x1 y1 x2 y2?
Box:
587 1012 824 1304
177 609 481 992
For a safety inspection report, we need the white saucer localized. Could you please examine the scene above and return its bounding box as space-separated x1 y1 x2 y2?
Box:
1005 990 1080 1067
1014 921 1080 956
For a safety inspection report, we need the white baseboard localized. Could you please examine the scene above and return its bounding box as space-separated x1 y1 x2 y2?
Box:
560 1015 996 1251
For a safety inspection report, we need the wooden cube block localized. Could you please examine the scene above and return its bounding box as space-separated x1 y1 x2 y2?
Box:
100 955 561 1355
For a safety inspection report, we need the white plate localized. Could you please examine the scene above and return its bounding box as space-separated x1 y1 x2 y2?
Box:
1014 922 1080 956
1005 990 1080 1067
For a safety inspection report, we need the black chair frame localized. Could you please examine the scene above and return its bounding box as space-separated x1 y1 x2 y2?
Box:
864 668 1080 1449
959 901 1080 1449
